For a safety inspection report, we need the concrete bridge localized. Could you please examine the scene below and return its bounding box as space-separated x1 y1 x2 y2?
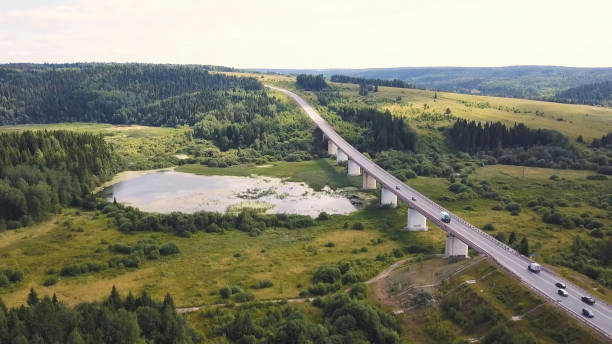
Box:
267 85 612 340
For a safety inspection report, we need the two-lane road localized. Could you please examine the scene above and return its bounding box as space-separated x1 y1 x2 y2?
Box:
268 85 612 340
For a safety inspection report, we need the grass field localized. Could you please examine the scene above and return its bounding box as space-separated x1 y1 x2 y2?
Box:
177 158 362 190
332 82 612 140
0 206 444 308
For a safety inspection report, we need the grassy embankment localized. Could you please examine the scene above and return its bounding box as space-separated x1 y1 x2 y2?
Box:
386 258 607 344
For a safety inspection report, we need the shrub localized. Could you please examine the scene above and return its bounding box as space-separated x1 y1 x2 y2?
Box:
549 175 560 181
491 205 503 211
0 274 9 287
341 269 359 284
3 269 24 283
232 292 254 302
220 286 232 299
252 280 273 289
505 202 521 212
325 242 335 248
349 282 367 299
483 223 495 231
43 277 58 287
392 248 404 258
60 264 84 276
111 243 132 254
317 212 330 220
159 242 180 255
590 229 604 238
313 265 342 284
351 222 365 230
449 183 469 193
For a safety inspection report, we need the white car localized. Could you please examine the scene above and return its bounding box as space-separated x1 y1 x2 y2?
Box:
557 289 568 297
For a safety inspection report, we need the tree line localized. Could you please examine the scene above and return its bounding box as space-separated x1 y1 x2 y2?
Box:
0 287 201 344
328 103 417 152
0 63 261 125
99 201 315 237
448 119 568 153
296 74 328 91
330 74 415 89
202 290 401 343
0 130 117 229
550 81 612 107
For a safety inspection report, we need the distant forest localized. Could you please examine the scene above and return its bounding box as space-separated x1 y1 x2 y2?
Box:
330 75 415 89
0 64 261 125
551 81 612 107
296 74 328 91
254 66 612 99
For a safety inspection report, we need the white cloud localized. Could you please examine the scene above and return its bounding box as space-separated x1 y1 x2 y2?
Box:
1 0 611 68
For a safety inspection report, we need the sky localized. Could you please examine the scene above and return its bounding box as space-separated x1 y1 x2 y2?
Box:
1 0 611 69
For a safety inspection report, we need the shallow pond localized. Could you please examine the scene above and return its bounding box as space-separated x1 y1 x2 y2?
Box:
101 169 358 216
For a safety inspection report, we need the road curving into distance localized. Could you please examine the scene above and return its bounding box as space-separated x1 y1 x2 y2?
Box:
267 85 612 340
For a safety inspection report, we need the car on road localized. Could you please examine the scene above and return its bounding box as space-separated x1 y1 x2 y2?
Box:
411 196 416 201
581 296 596 305
557 289 568 297
555 282 566 289
441 212 451 223
395 186 400 190
528 263 542 273
582 308 595 318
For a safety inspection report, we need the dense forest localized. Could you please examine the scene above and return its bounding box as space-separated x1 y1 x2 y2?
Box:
330 74 415 89
202 290 401 343
0 287 201 344
327 103 417 152
447 119 612 170
448 119 568 153
0 130 117 229
296 74 328 91
190 89 317 157
0 64 261 125
552 81 612 107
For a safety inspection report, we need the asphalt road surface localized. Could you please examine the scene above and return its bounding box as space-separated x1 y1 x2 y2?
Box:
268 85 612 340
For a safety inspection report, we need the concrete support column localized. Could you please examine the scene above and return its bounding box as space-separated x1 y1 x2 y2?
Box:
405 208 428 231
322 133 327 142
347 159 361 176
444 234 469 258
336 149 348 164
381 186 398 208
362 172 377 189
328 141 338 155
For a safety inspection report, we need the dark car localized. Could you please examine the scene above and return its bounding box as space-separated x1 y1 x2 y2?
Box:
581 296 596 305
582 308 595 318
411 197 416 201
555 282 566 289
395 186 400 190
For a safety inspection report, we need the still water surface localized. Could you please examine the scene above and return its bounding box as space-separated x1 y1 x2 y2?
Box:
102 170 357 216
